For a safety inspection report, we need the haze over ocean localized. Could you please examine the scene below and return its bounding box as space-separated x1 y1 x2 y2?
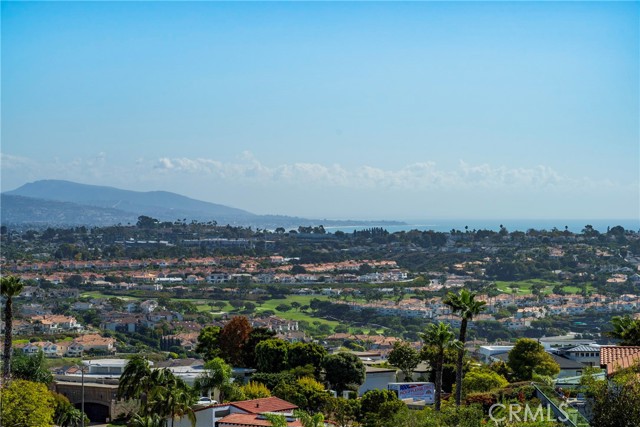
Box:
325 219 640 234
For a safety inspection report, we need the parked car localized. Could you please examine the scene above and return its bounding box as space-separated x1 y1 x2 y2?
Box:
197 397 218 405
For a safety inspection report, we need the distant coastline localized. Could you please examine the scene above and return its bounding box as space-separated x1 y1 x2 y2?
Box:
325 219 640 234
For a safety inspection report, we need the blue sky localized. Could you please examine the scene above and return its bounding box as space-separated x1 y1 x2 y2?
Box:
2 1 638 220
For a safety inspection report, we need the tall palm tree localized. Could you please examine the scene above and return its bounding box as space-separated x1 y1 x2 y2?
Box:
146 368 179 415
443 289 487 407
167 387 196 427
151 375 195 427
1 275 24 382
194 357 231 401
118 355 153 410
421 322 459 411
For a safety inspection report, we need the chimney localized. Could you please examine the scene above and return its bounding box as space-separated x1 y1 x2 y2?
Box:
256 403 260 408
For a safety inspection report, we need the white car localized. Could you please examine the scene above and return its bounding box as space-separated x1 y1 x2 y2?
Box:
197 397 218 405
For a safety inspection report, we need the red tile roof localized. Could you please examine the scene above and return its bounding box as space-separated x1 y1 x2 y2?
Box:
600 346 640 376
230 397 298 414
218 414 302 427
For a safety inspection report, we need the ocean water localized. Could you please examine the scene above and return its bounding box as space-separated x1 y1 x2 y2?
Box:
324 219 640 234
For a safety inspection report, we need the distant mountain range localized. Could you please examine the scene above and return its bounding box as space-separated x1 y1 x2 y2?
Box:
1 180 405 229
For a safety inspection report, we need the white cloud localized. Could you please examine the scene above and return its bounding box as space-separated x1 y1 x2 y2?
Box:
148 154 615 192
2 151 631 195
0 153 36 170
2 151 636 219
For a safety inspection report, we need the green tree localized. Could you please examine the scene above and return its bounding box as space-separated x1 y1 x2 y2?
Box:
582 368 640 427
390 404 484 427
128 413 168 427
421 322 460 411
1 275 24 382
288 342 327 378
158 379 196 427
507 338 560 381
323 352 366 394
327 397 360 427
294 409 325 427
240 381 272 399
56 407 89 427
264 413 288 427
137 215 160 228
606 315 640 346
195 326 222 361
359 389 405 427
273 376 330 413
443 288 486 406
242 327 277 368
461 367 508 396
144 368 195 427
291 265 307 275
11 350 54 384
255 339 290 373
117 355 153 402
213 301 227 311
54 391 89 427
276 303 292 312
194 357 232 401
0 379 55 426
387 341 420 381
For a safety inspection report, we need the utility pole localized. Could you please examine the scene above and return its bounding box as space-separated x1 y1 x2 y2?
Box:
81 361 85 427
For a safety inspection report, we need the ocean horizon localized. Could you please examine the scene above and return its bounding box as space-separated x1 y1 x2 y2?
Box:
323 219 640 234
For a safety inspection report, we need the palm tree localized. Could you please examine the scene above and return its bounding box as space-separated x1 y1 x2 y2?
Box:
264 413 289 427
421 322 459 411
443 289 487 407
151 375 196 427
146 368 178 415
607 315 640 346
194 357 231 401
1 275 24 382
118 355 153 412
167 387 196 427
128 413 167 427
294 410 324 427
121 364 195 427
56 407 89 427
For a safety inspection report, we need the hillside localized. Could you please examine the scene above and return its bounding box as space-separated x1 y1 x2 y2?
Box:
1 180 405 229
0 194 139 227
5 180 255 222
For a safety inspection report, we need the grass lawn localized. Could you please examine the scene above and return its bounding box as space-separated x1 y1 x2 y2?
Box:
185 295 339 328
496 279 560 295
254 295 340 328
44 357 82 369
496 279 595 296
80 290 140 301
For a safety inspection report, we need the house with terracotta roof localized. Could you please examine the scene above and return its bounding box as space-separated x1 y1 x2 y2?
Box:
22 341 69 358
66 334 116 357
172 397 303 427
30 314 81 334
599 346 640 377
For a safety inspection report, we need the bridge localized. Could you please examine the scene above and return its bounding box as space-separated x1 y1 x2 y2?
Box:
53 380 122 423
